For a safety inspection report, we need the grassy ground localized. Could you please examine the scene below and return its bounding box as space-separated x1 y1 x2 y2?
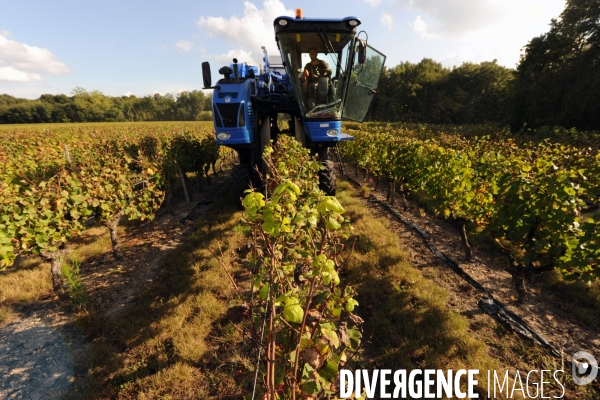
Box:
336 180 598 398
0 256 54 325
337 183 494 392
337 181 498 394
69 187 251 399
0 226 117 325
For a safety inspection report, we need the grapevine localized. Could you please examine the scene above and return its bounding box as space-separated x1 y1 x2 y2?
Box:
340 123 599 287
0 122 232 294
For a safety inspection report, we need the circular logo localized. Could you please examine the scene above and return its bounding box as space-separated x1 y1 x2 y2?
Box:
572 351 598 385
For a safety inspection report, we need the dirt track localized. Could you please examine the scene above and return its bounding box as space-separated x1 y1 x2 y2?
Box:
0 308 82 399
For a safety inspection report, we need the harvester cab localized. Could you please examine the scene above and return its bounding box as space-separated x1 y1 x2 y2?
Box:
201 9 386 204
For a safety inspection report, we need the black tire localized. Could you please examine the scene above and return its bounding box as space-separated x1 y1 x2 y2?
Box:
318 160 336 195
232 163 253 208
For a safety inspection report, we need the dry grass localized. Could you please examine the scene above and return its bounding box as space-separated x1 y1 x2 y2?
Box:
65 226 114 265
359 183 371 198
0 225 114 325
337 181 500 391
68 188 253 399
0 256 52 324
0 305 10 325
335 180 600 398
0 257 51 303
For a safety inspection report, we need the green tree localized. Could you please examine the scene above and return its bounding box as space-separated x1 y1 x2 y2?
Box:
444 61 513 124
371 59 513 124
372 59 449 122
175 90 207 121
512 0 600 130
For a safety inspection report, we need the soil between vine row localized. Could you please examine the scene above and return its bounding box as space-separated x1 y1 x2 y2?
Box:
338 165 600 385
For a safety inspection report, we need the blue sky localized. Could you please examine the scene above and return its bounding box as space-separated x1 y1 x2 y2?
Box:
0 0 566 99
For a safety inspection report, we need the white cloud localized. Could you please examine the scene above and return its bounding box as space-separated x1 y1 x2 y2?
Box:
0 82 65 99
0 34 70 82
381 12 394 31
364 0 383 6
197 0 294 66
0 66 42 82
212 49 256 67
391 0 564 39
409 16 439 39
0 30 11 37
378 0 565 67
175 40 194 52
437 0 564 67
393 0 506 36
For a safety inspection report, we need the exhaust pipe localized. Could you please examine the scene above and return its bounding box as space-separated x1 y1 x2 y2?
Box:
233 58 239 83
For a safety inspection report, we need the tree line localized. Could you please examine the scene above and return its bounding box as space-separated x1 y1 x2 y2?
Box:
369 59 514 125
0 88 213 124
1 0 597 131
511 0 600 131
369 0 599 131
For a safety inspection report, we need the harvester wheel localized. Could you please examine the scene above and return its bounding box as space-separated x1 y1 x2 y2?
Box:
318 160 336 196
232 163 253 207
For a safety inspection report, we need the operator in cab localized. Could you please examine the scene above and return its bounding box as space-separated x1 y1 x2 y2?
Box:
301 47 332 110
302 47 332 83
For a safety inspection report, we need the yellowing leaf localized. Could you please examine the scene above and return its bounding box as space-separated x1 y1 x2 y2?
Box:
345 298 359 312
326 217 341 230
320 326 340 349
283 300 304 324
317 197 344 214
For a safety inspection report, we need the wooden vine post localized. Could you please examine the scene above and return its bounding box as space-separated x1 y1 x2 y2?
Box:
177 164 191 204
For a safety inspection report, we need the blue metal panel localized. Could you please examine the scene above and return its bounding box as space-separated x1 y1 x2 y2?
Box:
212 79 256 144
216 127 253 145
304 120 343 142
214 82 249 101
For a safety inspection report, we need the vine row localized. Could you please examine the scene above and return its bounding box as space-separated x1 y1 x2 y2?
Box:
0 123 232 294
340 125 599 287
239 135 361 397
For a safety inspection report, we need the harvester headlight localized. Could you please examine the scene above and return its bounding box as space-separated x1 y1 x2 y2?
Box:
326 129 339 136
348 19 359 27
224 96 232 103
217 132 231 140
278 19 288 26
